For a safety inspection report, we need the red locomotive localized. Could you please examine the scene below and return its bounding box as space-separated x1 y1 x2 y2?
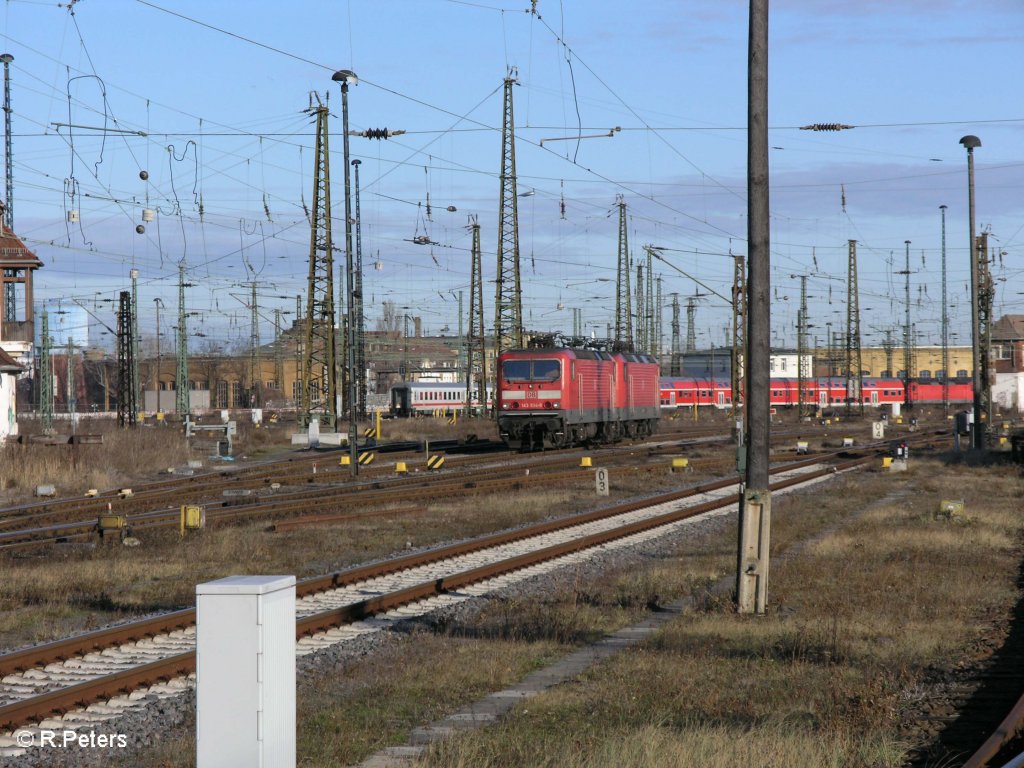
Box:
659 376 974 410
497 342 661 450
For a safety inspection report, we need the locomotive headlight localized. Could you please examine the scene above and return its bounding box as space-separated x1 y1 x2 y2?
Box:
553 401 559 408
502 402 509 409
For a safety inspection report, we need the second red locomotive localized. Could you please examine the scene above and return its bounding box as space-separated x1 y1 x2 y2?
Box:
497 342 661 450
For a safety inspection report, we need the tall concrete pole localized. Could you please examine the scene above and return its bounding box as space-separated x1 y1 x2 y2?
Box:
738 0 771 615
960 135 983 449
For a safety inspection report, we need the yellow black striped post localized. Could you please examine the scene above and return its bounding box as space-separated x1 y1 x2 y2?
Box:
358 452 375 466
426 454 445 470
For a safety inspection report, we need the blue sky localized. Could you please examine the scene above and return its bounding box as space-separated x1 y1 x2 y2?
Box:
1 0 1021 353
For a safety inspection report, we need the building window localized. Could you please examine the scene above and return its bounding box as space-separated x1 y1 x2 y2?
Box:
919 370 931 381
881 370 891 378
957 369 969 379
217 381 228 408
292 380 302 402
230 381 242 408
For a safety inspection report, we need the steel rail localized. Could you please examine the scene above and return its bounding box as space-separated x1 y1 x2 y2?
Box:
962 694 1024 768
0 457 858 731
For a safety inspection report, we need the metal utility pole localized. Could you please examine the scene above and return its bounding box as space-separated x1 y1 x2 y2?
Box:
494 71 523 355
845 240 863 414
39 310 52 432
248 280 261 408
130 268 140 420
901 240 912 410
1 53 13 230
466 216 487 415
961 135 983 448
333 69 359 475
117 291 136 427
737 0 771 615
614 197 632 348
176 262 190 416
685 296 696 353
940 205 950 415
795 275 808 417
299 99 338 429
352 157 366 419
732 253 746 415
670 294 681 376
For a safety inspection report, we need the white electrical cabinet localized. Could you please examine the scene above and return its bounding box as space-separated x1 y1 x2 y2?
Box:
196 575 296 768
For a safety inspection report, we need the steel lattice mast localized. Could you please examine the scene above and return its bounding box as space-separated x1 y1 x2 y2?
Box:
645 249 655 355
117 291 136 427
494 72 523 354
845 240 863 414
654 275 663 360
635 262 644 351
300 101 337 428
614 197 632 348
796 274 808 417
130 268 140 421
466 216 487 414
670 293 681 376
248 280 260 408
274 308 284 397
685 296 696 353
901 240 913 410
175 262 189 415
352 158 366 419
2 53 13 231
977 231 994 430
940 205 949 415
39 310 52 432
731 253 746 415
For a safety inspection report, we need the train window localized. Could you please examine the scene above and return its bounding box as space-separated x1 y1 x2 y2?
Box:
502 360 532 381
533 360 561 381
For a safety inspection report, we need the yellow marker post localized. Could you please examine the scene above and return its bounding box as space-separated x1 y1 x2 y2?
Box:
376 409 382 440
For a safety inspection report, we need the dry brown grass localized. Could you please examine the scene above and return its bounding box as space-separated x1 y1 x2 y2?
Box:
111 631 564 768
0 426 191 504
418 456 1024 767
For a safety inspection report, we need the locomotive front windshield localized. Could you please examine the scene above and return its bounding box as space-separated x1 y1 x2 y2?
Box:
502 359 561 382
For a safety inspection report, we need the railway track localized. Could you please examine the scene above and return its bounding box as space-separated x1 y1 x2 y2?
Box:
0 421 884 552
0 453 866 757
0 432 743 551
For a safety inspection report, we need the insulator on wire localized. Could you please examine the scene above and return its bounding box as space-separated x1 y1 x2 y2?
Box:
800 123 854 132
352 128 406 140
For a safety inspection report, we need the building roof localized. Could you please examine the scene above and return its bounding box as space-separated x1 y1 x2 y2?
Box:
991 314 1024 342
0 206 44 270
0 346 22 373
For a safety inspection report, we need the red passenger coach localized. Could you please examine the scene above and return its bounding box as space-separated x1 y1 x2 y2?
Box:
497 344 661 450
